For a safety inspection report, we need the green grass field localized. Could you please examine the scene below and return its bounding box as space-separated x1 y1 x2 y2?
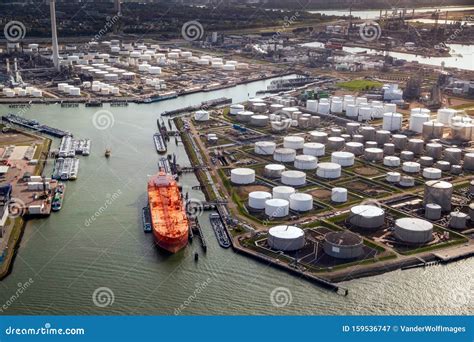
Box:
337 80 384 91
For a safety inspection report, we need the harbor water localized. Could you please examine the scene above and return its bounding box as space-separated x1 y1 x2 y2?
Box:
0 76 472 315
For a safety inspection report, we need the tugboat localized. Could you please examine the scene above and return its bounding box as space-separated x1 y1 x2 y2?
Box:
105 148 111 158
52 183 65 212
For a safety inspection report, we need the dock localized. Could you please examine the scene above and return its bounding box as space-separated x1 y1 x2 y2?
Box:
2 113 71 138
161 97 232 117
209 212 231 248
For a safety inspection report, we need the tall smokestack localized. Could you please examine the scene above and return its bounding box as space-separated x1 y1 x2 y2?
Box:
114 0 121 15
50 0 60 71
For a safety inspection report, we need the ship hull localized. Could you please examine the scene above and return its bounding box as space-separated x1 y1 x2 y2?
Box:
153 230 188 253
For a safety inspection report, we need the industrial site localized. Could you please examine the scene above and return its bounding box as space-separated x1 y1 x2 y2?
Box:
0 0 473 315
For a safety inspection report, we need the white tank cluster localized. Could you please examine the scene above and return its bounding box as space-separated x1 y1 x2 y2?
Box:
423 180 453 212
272 186 295 200
230 168 255 185
2 86 43 98
268 225 305 251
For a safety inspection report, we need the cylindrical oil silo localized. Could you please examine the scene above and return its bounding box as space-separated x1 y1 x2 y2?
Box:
303 142 325 157
349 205 385 230
270 104 284 113
230 104 245 115
423 180 453 211
463 153 474 170
419 156 434 167
273 186 296 201
265 199 290 218
400 151 414 161
407 139 424 155
383 156 400 167
437 108 457 124
248 191 272 210
330 128 342 137
323 231 364 259
422 167 442 179
402 162 421 173
382 112 403 131
331 100 343 114
318 102 330 115
386 172 401 183
358 106 373 121
434 160 451 171
331 187 348 203
306 100 318 112
281 170 306 186
444 148 462 165
352 134 364 143
400 176 415 187
392 134 408 151
283 136 305 150
273 148 296 163
364 148 383 162
346 122 360 136
394 218 433 244
289 193 313 212
409 112 430 133
231 168 255 184
265 164 286 178
268 225 305 251
250 115 269 127
331 151 355 167
375 130 391 146
346 104 359 118
450 212 468 230
451 165 462 175
294 155 318 170
422 121 444 140
365 141 378 149
360 126 376 142
316 162 342 179
383 143 395 156
327 137 345 151
310 116 321 128
426 143 443 160
253 103 267 113
345 142 364 156
236 111 254 122
309 131 328 144
425 203 442 220
255 141 276 155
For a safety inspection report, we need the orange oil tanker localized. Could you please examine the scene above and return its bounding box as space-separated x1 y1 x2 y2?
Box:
147 171 189 253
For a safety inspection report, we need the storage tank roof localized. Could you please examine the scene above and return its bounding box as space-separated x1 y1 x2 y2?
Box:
325 231 362 246
351 205 384 217
269 225 304 239
396 218 433 232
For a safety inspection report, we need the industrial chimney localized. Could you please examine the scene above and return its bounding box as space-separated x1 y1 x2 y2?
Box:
50 0 60 71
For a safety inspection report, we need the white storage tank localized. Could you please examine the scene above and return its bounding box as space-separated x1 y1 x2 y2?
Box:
268 225 305 251
331 151 355 167
248 191 272 210
306 100 318 112
422 168 442 179
349 205 385 230
423 180 453 211
236 111 254 122
402 162 421 173
383 156 401 167
364 148 384 162
309 131 328 144
265 199 290 218
331 187 348 203
316 162 342 179
273 148 296 163
272 186 296 200
264 164 285 178
394 218 433 244
294 155 318 170
318 102 330 115
425 203 442 220
230 104 245 115
230 168 255 185
283 136 305 150
437 108 457 124
409 113 430 133
344 142 364 156
194 110 210 121
255 141 276 155
250 115 269 127
281 170 306 186
386 172 401 183
289 193 313 212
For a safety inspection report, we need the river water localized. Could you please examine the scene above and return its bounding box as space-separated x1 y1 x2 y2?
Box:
0 76 472 315
309 6 474 20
